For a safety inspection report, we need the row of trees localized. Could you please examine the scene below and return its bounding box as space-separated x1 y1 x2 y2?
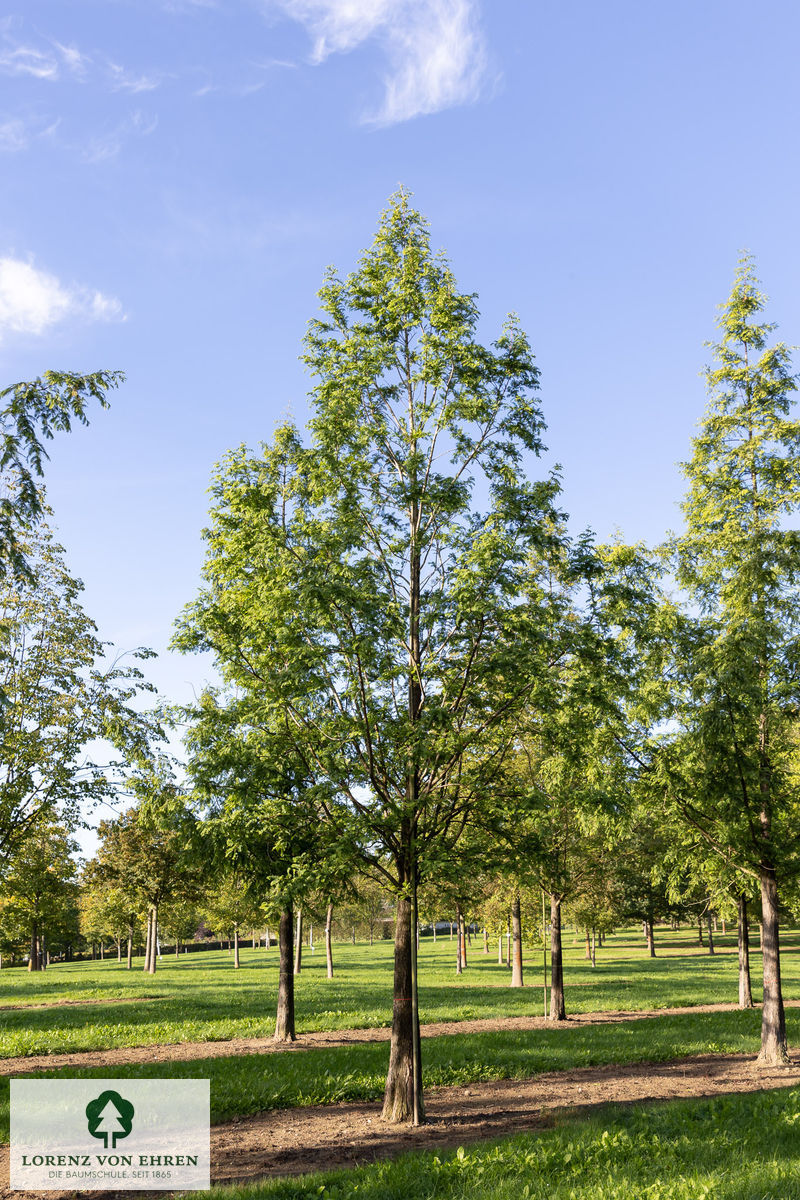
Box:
2 192 797 1130
169 191 800 1125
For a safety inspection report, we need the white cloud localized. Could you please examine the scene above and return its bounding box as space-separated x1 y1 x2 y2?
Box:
0 43 59 80
106 60 161 93
80 109 159 163
275 0 488 124
0 117 29 151
0 258 124 340
53 40 92 80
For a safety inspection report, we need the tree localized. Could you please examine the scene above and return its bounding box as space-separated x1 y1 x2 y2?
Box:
1 820 79 969
176 191 567 1123
0 369 121 579
0 515 156 864
665 256 800 1063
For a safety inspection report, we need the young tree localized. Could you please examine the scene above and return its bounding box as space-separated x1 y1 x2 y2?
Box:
665 257 800 1063
176 191 567 1123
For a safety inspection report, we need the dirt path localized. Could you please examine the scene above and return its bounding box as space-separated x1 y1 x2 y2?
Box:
1 999 790 1076
3 1049 800 1195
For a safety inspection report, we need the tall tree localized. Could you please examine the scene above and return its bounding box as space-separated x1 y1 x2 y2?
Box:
665 256 800 1064
176 191 567 1123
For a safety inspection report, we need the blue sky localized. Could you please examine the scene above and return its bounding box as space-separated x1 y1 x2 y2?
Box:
2 0 800 721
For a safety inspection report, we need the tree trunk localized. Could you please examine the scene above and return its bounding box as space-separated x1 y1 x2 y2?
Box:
126 919 133 970
28 922 40 971
325 902 334 979
455 903 463 974
584 928 591 959
706 913 715 955
233 923 240 968
549 894 566 1020
591 927 596 968
274 905 296 1041
148 906 158 974
382 891 422 1123
698 916 704 945
294 909 303 975
757 867 788 1063
737 894 753 1009
646 917 656 958
175 938 180 958
497 933 503 964
143 909 152 973
511 892 523 987
459 909 467 969
483 926 488 954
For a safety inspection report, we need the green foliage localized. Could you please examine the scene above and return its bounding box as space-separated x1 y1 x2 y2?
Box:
0 369 122 579
663 255 800 876
0 515 158 863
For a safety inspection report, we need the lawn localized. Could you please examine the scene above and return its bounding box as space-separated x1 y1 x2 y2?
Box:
0 924 793 1058
202 1086 800 1200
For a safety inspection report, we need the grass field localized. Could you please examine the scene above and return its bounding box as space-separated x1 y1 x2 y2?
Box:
0 924 792 1058
2 925 798 1197
206 1086 800 1200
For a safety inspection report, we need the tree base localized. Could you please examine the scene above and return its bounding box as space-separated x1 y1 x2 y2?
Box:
756 1043 790 1066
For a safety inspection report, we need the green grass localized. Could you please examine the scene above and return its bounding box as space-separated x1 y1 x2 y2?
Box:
197 1085 800 1199
0 924 794 1058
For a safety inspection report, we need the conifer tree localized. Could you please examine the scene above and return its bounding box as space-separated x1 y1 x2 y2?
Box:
667 256 800 1063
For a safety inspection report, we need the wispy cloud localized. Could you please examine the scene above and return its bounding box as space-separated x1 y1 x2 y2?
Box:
0 116 29 152
106 60 162 93
274 0 489 124
80 109 159 163
0 113 60 153
0 43 59 80
0 258 123 340
0 26 162 95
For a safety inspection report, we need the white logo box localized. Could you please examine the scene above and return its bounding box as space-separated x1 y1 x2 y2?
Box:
10 1079 210 1191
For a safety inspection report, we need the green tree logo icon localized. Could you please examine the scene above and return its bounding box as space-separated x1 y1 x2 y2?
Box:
85 1090 135 1149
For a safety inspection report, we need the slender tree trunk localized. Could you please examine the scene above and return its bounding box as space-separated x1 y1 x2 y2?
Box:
432 921 436 943
706 913 715 955
294 909 303 975
758 867 788 1064
233 923 240 968
148 906 158 974
459 909 467 969
144 909 152 973
325 902 334 979
511 892 523 987
646 917 656 958
274 905 296 1041
117 939 122 962
28 923 39 971
584 928 591 959
591 927 596 968
382 889 422 1123
549 894 566 1020
455 904 463 974
698 916 704 945
737 894 753 1009
483 926 489 954
127 919 133 970
175 938 180 958
497 932 503 964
